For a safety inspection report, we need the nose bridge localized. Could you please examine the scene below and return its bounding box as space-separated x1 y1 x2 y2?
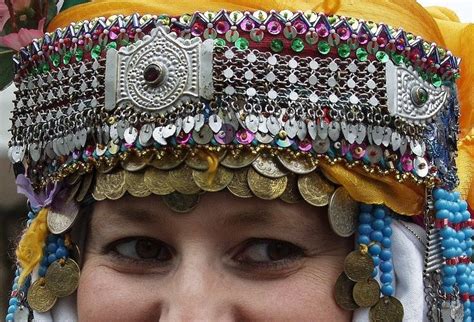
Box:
160 244 234 322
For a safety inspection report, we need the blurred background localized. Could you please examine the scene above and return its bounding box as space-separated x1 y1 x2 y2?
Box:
0 0 472 318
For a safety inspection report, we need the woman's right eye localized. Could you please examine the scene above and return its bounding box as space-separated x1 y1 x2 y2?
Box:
113 237 173 262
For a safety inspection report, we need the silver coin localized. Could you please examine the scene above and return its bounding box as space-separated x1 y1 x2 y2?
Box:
124 127 138 144
414 156 429 177
255 132 274 144
252 154 288 178
328 187 358 237
47 202 80 234
139 124 154 146
209 114 223 133
312 137 330 154
328 122 341 141
14 306 30 321
193 124 213 144
183 115 195 133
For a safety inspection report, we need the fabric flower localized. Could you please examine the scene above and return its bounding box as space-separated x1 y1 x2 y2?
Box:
16 174 60 209
0 17 44 51
0 1 10 32
11 0 31 12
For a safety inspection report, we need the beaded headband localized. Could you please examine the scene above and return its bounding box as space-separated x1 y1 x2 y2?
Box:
9 10 460 193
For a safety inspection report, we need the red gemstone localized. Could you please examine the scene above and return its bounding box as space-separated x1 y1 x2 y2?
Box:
377 36 387 47
215 20 230 34
191 20 205 36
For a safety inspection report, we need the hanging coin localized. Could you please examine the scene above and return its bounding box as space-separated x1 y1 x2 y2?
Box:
45 258 80 298
151 149 188 170
252 154 288 178
369 296 404 322
344 248 374 282
144 167 175 195
76 173 93 202
168 165 202 194
328 187 358 237
92 170 126 200
334 272 359 310
280 173 302 203
121 152 153 172
227 168 253 198
97 158 118 174
162 193 200 213
125 171 151 198
247 167 287 200
353 278 381 307
221 149 258 169
47 203 80 235
27 279 57 313
297 171 335 206
185 149 227 170
277 153 317 174
192 167 234 192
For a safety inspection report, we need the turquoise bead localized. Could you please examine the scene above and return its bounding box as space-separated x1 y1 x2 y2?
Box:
380 261 393 273
381 284 394 296
5 313 14 322
360 204 373 212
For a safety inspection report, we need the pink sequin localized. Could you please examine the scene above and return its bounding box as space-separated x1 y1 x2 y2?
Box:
236 129 254 144
191 21 205 36
351 144 366 159
401 154 414 172
298 139 312 152
358 30 369 45
240 18 255 32
337 27 351 40
315 23 329 37
176 132 191 144
267 20 282 35
293 20 308 34
215 20 230 34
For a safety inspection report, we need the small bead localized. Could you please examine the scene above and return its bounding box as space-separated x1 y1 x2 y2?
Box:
38 266 47 277
373 208 386 219
382 226 392 237
443 265 457 276
270 39 284 52
358 235 370 245
444 275 456 286
337 43 350 58
379 249 391 261
380 261 393 273
370 231 383 242
369 244 381 256
381 284 394 296
47 254 57 264
359 213 372 224
5 313 14 322
355 47 368 61
381 273 393 283
358 224 372 235
235 37 249 50
381 237 391 248
8 298 17 306
317 41 330 54
47 243 58 254
372 219 385 230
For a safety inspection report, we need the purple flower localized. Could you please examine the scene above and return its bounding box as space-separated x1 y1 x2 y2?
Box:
16 174 60 209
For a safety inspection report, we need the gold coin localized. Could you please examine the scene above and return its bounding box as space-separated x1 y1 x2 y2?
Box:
227 168 253 198
185 149 227 170
121 152 153 172
151 149 188 170
144 167 175 195
334 272 359 311
76 173 93 202
252 154 288 178
353 278 381 307
220 149 258 169
247 167 287 200
97 159 118 174
162 193 200 213
125 171 151 198
45 258 80 298
27 279 57 313
297 171 335 206
277 153 317 174
369 296 404 322
47 203 80 235
192 167 234 192
344 250 374 282
93 170 126 200
168 165 201 194
279 173 302 203
328 187 358 237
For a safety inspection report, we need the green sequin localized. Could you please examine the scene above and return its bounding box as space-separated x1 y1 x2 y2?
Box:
431 74 442 87
214 38 226 47
75 48 84 61
91 44 102 59
235 37 249 50
62 51 73 65
50 53 60 67
356 48 368 61
317 41 330 55
40 63 50 73
106 42 117 50
337 44 350 58
291 38 304 53
391 52 404 65
270 39 284 53
375 51 389 63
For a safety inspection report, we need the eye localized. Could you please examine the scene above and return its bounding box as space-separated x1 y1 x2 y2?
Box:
114 237 173 261
410 86 429 106
233 239 304 264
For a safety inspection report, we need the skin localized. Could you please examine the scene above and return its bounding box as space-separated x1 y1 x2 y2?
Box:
77 191 353 321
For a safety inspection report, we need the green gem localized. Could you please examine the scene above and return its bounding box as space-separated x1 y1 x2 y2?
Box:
431 74 442 87
454 73 461 80
318 41 330 55
91 44 102 59
106 42 117 50
270 39 284 53
337 44 350 58
40 62 50 73
31 67 38 75
75 48 84 61
356 48 368 61
291 38 304 53
120 39 130 46
62 51 73 65
214 38 226 47
375 51 389 63
50 53 60 67
391 52 404 65
235 37 249 50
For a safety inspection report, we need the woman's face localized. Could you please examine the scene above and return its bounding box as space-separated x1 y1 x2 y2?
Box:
77 191 352 321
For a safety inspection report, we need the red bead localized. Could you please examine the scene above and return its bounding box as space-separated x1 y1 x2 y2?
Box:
462 293 469 302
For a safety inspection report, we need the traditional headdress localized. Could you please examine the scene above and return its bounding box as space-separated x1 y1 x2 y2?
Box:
2 0 473 321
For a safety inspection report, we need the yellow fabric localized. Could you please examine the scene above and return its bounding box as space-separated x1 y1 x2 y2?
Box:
46 0 473 215
16 208 49 286
320 161 425 216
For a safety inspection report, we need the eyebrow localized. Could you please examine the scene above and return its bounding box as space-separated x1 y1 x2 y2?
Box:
219 210 276 227
94 205 160 227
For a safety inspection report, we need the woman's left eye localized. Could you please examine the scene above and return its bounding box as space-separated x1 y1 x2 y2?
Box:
113 237 173 261
233 239 304 265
